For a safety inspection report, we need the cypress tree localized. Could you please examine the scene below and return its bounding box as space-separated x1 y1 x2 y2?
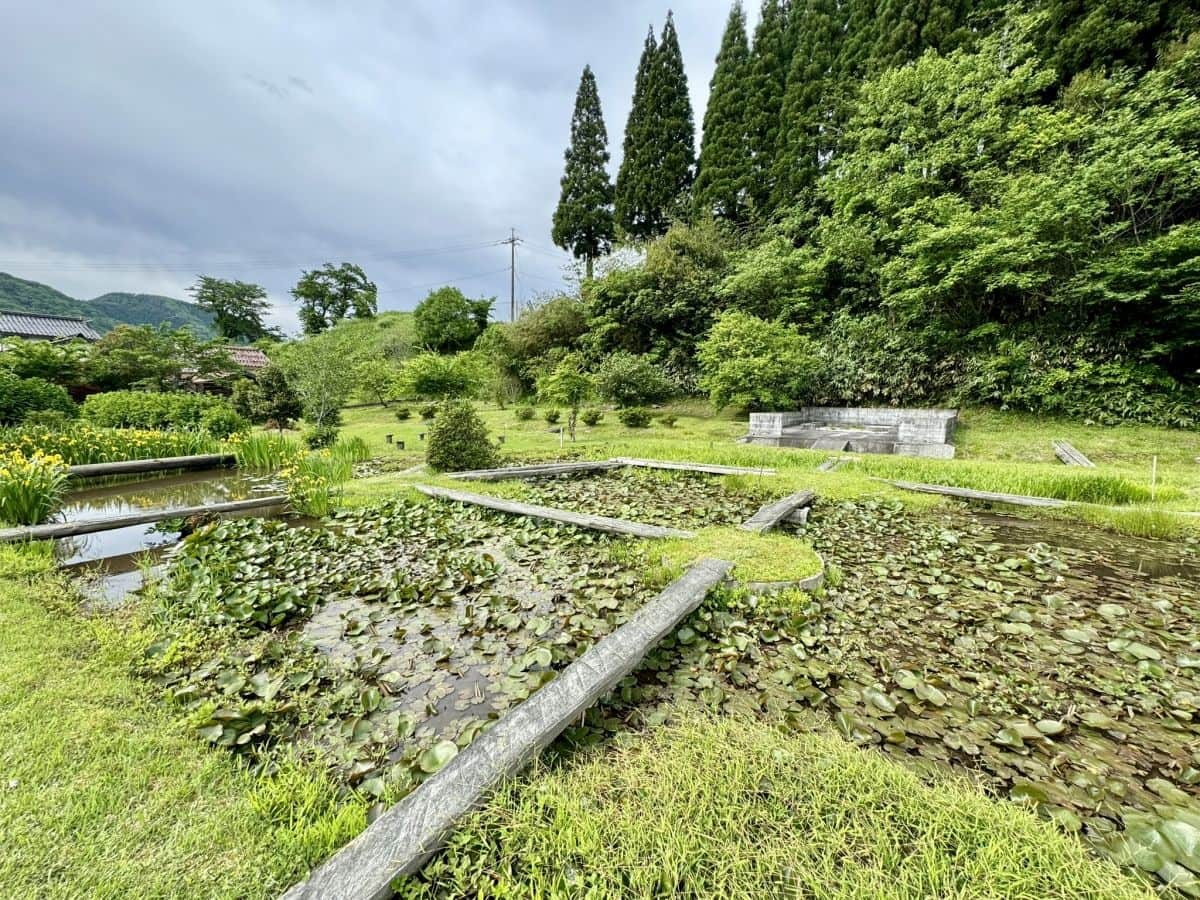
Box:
649 11 697 231
871 0 922 70
744 0 793 218
771 0 842 210
836 0 879 77
694 2 752 222
552 66 615 280
615 27 659 240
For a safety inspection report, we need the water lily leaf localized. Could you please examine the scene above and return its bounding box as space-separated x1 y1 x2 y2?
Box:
1036 719 1066 736
417 739 459 774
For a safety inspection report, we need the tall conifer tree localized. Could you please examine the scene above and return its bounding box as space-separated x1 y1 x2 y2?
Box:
771 0 842 210
744 0 792 218
649 11 697 231
552 66 615 280
695 2 752 222
615 27 659 240
836 0 879 77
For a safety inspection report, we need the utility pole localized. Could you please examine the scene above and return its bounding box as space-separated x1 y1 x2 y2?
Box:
502 228 521 321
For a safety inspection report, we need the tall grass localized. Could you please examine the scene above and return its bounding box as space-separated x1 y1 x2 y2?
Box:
282 452 352 517
228 433 302 472
0 450 69 526
0 424 220 466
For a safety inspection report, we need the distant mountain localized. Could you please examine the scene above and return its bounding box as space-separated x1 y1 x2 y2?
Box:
0 272 217 337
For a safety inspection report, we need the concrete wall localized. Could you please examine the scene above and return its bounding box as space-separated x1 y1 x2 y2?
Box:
749 407 957 444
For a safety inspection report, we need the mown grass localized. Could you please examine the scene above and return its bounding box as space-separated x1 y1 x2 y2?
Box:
398 715 1149 900
650 526 822 584
0 544 365 899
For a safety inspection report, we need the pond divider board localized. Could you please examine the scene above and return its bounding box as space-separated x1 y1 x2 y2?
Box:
281 558 734 900
739 490 816 534
446 460 622 481
0 496 288 543
612 457 776 477
816 457 849 472
414 485 693 539
1052 440 1096 468
881 479 1069 508
66 453 236 480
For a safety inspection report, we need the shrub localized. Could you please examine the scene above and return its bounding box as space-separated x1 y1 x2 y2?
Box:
426 401 498 473
420 403 438 420
697 311 820 411
0 372 77 426
398 352 485 400
231 367 303 431
581 408 603 427
303 424 339 450
658 413 677 428
618 407 651 428
516 406 535 421
595 352 676 408
81 390 225 430
200 406 250 439
21 409 72 430
0 449 68 525
543 409 561 425
394 407 412 421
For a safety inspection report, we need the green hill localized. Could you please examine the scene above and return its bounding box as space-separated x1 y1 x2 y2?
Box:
0 272 216 337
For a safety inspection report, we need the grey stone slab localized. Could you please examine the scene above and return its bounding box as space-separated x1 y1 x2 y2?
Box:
281 558 734 900
1052 440 1096 468
739 490 816 534
612 457 776 476
446 460 622 481
882 479 1069 508
414 484 694 539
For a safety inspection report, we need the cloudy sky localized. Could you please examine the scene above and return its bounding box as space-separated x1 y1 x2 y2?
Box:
0 1 738 334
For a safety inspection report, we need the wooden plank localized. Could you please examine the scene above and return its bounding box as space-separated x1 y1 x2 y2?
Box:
612 457 776 477
816 457 849 472
739 490 816 534
446 460 622 481
0 496 288 543
67 453 235 480
414 485 693 539
1052 440 1096 468
881 479 1069 508
281 558 734 900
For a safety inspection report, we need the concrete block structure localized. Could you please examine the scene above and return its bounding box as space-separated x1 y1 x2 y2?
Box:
744 407 957 458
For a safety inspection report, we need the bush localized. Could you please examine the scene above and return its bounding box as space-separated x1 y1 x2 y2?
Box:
618 407 651 428
231 367 303 431
697 311 820 411
581 408 603 427
595 352 676 408
658 413 677 428
516 406 535 421
543 409 561 425
420 403 438 420
426 401 498 473
200 406 250 439
398 352 485 400
80 390 225 430
394 406 411 421
21 409 72 430
303 424 340 450
0 372 77 426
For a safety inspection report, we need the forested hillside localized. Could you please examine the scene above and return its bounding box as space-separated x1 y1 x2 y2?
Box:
0 273 216 336
549 1 1200 427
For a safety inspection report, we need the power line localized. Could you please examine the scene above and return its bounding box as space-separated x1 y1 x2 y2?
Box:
376 266 511 296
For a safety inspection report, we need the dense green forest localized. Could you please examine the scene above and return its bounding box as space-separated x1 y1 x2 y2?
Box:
0 273 216 337
551 1 1200 427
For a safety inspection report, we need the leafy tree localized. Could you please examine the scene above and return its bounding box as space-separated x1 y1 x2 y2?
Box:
413 286 493 353
293 263 378 335
744 0 792 216
0 337 86 385
276 334 356 426
188 276 275 342
594 352 677 407
771 0 842 209
84 325 232 391
694 2 752 222
552 66 615 279
397 352 484 400
425 400 498 473
615 27 660 240
697 310 820 410
507 294 591 362
353 359 400 407
231 366 302 431
537 353 593 441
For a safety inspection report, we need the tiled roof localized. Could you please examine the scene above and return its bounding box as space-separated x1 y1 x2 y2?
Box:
0 310 102 341
227 346 271 370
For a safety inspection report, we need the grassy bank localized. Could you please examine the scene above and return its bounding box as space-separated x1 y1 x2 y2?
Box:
399 716 1149 899
0 544 364 899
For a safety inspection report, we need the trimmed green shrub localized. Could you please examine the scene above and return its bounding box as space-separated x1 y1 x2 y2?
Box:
394 406 411 421
420 403 438 420
658 413 677 428
543 409 561 425
618 407 652 428
0 372 77 426
426 401 498 473
303 424 339 450
595 352 676 408
200 406 250 439
20 409 72 430
581 408 603 427
516 406 535 421
80 390 225 430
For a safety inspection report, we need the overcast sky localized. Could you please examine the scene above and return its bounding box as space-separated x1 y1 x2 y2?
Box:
0 1 740 334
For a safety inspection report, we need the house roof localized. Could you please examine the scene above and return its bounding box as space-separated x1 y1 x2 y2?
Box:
227 346 271 370
0 310 102 341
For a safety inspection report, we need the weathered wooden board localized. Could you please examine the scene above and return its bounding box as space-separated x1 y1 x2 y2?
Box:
1052 440 1096 468
414 485 694 539
882 479 1069 508
281 558 734 900
612 457 776 477
66 453 236 480
0 495 288 543
739 490 816 534
446 460 621 481
816 457 849 473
